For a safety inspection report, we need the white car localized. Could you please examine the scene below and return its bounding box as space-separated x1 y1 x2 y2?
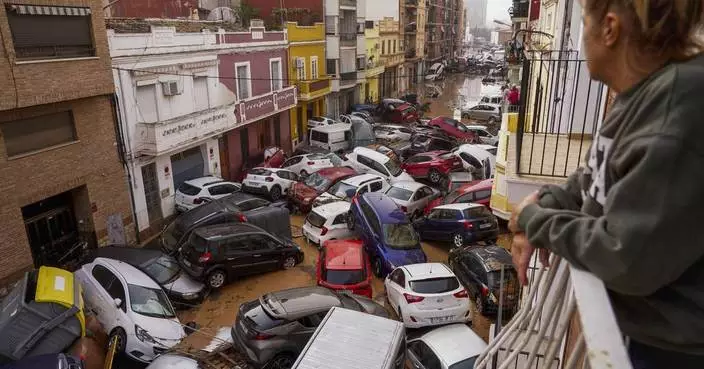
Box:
384 263 471 328
241 167 299 201
75 258 186 363
374 124 413 142
174 176 241 212
146 354 198 369
452 144 496 179
384 181 440 219
280 153 344 176
466 125 499 146
302 201 354 246
406 324 487 369
346 147 415 184
313 173 390 207
307 116 337 128
339 114 366 125
350 111 374 123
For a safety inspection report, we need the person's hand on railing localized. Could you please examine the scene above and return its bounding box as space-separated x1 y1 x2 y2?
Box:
509 191 551 285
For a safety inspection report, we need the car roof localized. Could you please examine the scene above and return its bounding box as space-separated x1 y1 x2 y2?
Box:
342 173 384 185
402 263 454 280
361 192 407 224
95 257 161 289
193 222 264 239
184 176 224 188
390 181 425 191
312 201 350 217
324 240 365 270
222 191 268 206
435 203 485 211
466 125 488 130
316 166 356 179
310 123 351 132
353 147 391 163
419 324 487 365
262 286 341 319
469 246 514 272
455 179 494 193
91 246 163 267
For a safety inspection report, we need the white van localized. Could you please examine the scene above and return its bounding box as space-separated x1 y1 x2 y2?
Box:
291 307 406 369
425 63 445 81
308 123 353 152
346 147 414 184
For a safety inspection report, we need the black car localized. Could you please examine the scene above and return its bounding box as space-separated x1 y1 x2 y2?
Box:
405 134 458 157
86 246 207 306
160 192 291 256
178 223 304 289
0 354 83 369
447 245 520 316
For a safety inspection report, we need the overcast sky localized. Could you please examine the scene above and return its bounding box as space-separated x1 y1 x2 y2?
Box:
486 0 512 25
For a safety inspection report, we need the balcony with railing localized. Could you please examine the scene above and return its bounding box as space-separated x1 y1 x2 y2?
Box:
340 71 357 88
340 0 356 8
296 76 331 101
340 32 357 46
509 0 530 20
365 60 385 77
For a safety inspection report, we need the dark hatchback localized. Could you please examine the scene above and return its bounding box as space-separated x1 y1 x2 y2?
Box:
160 192 290 256
448 245 520 316
178 223 304 289
405 134 458 158
414 203 498 248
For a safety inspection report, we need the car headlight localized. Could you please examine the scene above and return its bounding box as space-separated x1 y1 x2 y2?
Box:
135 325 156 343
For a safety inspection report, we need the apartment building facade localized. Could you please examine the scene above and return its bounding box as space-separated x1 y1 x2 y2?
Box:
363 20 384 103
0 0 134 286
378 17 403 97
401 0 426 87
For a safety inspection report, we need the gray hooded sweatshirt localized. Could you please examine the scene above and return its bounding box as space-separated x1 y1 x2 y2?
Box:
517 54 704 354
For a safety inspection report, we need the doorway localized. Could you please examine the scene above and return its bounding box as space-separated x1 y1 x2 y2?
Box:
141 163 163 225
170 146 205 190
22 190 79 268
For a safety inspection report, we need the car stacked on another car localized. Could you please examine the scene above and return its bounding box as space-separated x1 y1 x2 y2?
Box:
307 116 337 128
242 167 300 201
313 173 390 207
316 240 373 298
415 203 498 248
280 152 344 177
290 167 357 213
401 151 464 184
175 176 241 212
461 104 501 125
428 116 478 143
374 124 414 142
385 181 440 219
425 178 494 214
406 134 457 158
178 223 304 289
302 201 355 246
347 192 427 277
346 147 415 184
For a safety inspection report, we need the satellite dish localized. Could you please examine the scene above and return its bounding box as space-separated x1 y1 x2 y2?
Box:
207 7 241 24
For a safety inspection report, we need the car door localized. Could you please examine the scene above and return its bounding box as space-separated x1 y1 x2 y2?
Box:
222 236 252 276
275 170 298 193
281 156 304 173
420 209 444 240
410 186 433 214
466 254 486 298
246 234 282 273
88 264 125 329
385 268 406 311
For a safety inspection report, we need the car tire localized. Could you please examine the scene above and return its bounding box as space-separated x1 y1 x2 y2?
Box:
268 353 296 369
373 258 383 278
282 256 297 270
270 185 282 201
108 327 126 354
452 233 464 249
346 211 355 230
428 169 442 184
207 269 227 289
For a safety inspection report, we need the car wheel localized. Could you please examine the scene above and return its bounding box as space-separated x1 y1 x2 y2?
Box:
428 169 442 184
373 258 383 278
268 354 296 369
207 269 227 289
282 256 297 269
270 185 282 201
346 211 355 230
452 233 464 248
108 328 126 354
475 295 486 315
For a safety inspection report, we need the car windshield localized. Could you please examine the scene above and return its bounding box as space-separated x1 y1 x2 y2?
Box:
386 187 413 201
449 356 479 369
464 206 492 218
450 181 471 192
324 268 366 285
324 153 344 166
306 211 327 228
409 277 460 294
385 159 403 177
128 284 176 319
142 256 180 284
443 189 465 204
187 233 209 253
328 181 358 199
304 172 333 192
382 224 419 249
161 221 183 251
178 183 201 196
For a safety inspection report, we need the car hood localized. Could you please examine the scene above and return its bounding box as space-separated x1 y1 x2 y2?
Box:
385 247 427 267
147 354 198 369
162 272 206 295
391 171 415 183
346 294 389 318
131 313 186 347
293 183 321 198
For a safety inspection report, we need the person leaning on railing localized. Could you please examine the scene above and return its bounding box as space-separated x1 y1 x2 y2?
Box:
507 1 704 369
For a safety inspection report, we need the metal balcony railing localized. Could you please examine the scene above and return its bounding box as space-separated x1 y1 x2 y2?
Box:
340 71 356 81
515 51 607 177
509 0 529 19
475 254 633 369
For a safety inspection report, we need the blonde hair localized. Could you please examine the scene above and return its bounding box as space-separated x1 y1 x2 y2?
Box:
585 0 704 61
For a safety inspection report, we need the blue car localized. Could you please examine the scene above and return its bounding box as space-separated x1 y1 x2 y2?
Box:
347 192 427 277
414 203 499 248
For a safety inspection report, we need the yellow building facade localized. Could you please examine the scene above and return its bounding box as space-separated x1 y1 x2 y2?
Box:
364 21 384 103
379 17 403 97
287 22 331 145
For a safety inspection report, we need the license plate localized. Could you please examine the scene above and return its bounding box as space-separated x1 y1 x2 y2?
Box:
431 316 451 323
246 181 257 187
480 223 492 229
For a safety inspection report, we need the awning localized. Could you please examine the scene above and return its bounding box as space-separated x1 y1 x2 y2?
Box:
7 4 91 16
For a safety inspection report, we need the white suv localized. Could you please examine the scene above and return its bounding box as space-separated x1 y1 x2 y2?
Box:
280 153 344 176
175 176 241 212
346 147 414 184
302 201 355 246
241 167 300 201
313 173 390 207
307 116 337 129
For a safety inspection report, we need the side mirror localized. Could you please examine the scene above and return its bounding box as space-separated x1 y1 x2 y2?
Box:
113 298 122 308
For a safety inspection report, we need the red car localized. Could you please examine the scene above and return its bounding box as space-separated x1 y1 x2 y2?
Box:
428 116 478 143
401 151 464 184
424 178 494 214
290 167 357 212
316 239 373 298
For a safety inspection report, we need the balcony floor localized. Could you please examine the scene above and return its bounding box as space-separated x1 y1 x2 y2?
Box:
510 133 592 180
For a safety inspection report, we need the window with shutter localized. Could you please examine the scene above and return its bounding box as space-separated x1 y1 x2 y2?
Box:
235 63 252 99
0 110 77 157
270 59 282 91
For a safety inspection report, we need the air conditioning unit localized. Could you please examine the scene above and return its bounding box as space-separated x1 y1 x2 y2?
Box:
162 80 182 96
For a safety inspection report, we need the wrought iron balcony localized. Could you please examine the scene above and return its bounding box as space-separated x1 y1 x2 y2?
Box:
509 0 529 19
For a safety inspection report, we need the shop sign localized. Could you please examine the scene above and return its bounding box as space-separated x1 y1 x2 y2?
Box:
236 86 297 125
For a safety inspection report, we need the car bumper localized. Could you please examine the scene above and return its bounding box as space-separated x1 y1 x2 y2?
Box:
400 302 471 329
302 224 325 246
241 183 270 195
125 334 179 363
463 229 499 243
231 327 264 365
178 259 207 281
169 290 207 307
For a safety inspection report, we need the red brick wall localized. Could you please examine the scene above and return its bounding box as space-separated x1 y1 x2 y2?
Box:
107 0 195 18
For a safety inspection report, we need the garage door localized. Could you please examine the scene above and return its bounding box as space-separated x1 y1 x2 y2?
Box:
171 146 205 190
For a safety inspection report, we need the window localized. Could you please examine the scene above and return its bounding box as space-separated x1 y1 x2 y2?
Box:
208 184 239 196
382 41 386 54
193 77 209 111
91 265 116 290
310 56 319 79
107 280 126 311
270 58 282 91
390 269 405 286
393 40 397 53
235 63 252 99
6 5 95 60
282 156 303 167
238 198 269 211
474 189 491 201
332 214 346 225
365 20 374 29
1 111 77 157
247 234 275 251
224 237 248 256
356 56 365 70
326 59 337 75
136 84 158 122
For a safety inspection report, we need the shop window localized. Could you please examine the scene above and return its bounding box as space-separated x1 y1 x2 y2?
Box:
1 111 77 157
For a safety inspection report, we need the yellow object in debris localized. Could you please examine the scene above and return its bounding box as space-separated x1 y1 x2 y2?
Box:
34 266 86 336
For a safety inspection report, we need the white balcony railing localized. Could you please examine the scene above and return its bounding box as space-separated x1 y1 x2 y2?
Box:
475 254 633 369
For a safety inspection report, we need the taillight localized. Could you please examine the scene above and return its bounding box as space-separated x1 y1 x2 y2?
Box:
320 226 328 236
307 161 315 165
193 198 204 204
237 214 248 222
265 177 274 182
253 332 273 340
400 206 408 212
454 289 469 298
463 220 474 229
481 286 489 296
198 252 212 263
404 293 425 304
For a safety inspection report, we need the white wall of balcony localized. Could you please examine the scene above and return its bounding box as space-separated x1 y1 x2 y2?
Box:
357 34 366 54
325 0 340 16
326 36 340 58
107 27 218 57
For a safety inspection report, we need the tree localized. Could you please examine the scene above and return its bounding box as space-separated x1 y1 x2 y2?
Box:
239 0 259 28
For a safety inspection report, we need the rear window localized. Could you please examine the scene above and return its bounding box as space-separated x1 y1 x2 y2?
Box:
324 269 366 285
244 303 286 330
306 211 327 228
386 187 413 201
409 277 460 294
487 269 518 287
178 183 201 196
187 233 209 253
463 206 492 218
249 168 272 176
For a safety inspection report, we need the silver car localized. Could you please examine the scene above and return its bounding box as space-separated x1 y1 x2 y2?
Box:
385 181 440 219
231 286 388 368
461 103 501 124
